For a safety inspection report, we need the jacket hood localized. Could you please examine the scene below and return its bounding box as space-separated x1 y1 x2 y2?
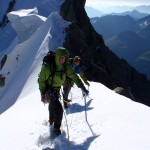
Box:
55 47 69 65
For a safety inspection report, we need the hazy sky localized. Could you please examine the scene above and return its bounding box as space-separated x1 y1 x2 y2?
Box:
86 0 150 6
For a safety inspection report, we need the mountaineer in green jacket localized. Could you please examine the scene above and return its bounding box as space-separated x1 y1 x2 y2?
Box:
63 56 90 108
38 47 89 135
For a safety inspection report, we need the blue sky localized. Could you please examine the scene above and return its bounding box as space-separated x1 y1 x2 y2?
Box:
86 0 150 6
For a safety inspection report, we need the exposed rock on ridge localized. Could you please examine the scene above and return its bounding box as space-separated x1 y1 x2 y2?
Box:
60 0 150 106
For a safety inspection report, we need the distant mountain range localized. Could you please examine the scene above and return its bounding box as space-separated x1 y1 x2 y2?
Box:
91 15 137 39
110 10 149 19
85 6 103 18
86 6 149 19
85 5 150 15
90 14 150 80
135 5 150 14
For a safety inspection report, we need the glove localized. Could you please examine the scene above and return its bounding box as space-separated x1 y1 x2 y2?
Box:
41 95 45 103
80 84 89 96
45 91 51 103
85 81 90 86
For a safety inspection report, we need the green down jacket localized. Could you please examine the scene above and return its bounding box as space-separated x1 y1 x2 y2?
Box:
38 47 83 95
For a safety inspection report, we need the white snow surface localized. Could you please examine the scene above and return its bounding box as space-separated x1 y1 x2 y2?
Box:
0 0 150 150
1 82 150 150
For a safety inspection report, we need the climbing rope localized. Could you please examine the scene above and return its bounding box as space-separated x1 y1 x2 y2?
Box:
60 88 70 150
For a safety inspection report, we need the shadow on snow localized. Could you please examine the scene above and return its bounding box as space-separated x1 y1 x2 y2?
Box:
66 99 93 114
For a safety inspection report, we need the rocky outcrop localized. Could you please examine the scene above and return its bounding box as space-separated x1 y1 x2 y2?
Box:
0 0 16 28
0 54 7 70
0 75 5 87
60 0 150 106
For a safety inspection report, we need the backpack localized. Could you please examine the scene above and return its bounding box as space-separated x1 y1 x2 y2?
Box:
68 58 73 65
43 51 56 87
43 51 55 64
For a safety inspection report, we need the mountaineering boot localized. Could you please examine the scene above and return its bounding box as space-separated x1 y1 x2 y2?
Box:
54 128 61 135
64 99 72 103
48 120 54 126
63 101 69 109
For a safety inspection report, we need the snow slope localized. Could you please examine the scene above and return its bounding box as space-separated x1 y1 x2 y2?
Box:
0 8 69 114
0 82 150 150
